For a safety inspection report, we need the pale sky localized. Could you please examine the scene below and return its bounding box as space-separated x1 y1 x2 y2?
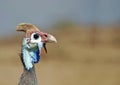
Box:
0 0 120 37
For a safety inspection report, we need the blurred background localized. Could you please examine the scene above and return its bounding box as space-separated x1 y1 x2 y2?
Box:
0 0 120 85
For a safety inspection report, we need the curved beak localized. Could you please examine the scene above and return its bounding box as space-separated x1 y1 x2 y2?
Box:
45 34 57 43
37 33 57 54
43 34 57 53
44 34 57 53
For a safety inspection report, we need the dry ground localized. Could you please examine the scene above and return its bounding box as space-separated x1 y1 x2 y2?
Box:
0 26 120 85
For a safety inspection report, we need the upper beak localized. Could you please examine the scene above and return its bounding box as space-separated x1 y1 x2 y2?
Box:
46 34 57 43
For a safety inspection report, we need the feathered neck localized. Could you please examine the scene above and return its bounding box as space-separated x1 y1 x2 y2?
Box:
18 55 38 85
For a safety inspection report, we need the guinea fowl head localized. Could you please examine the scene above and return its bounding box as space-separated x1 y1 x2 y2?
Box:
16 23 57 70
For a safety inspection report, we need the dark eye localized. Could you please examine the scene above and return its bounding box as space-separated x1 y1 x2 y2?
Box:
33 33 39 40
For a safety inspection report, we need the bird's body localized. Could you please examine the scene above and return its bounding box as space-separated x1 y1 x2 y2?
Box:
16 23 57 85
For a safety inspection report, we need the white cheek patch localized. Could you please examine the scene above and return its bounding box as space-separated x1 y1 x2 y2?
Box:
22 38 33 70
22 49 33 70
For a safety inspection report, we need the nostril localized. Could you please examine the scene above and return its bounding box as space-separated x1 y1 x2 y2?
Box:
43 33 48 37
44 34 48 37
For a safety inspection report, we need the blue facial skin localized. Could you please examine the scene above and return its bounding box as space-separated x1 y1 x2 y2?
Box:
32 41 43 63
31 49 40 63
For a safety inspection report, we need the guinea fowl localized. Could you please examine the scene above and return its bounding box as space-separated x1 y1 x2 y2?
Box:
16 23 57 85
